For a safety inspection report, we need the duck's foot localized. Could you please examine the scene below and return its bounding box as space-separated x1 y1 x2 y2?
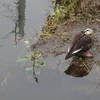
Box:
83 52 93 57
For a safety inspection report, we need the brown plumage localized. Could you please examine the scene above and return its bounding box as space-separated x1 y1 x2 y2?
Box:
65 28 94 60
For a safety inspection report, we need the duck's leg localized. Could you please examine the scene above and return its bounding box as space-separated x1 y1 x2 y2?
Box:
83 52 93 57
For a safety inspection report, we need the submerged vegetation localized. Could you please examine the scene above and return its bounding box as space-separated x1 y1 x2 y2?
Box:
16 49 45 83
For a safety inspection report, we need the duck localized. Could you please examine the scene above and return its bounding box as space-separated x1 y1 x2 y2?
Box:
65 28 94 60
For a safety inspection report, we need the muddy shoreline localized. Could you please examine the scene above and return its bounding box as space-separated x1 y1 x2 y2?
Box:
31 0 100 68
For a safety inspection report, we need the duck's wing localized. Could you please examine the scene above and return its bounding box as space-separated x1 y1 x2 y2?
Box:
67 31 83 52
71 31 85 45
69 34 93 55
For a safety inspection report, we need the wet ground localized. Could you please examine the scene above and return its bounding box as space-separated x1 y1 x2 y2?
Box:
0 0 100 100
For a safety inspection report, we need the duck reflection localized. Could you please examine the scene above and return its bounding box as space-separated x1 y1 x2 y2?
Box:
64 58 93 77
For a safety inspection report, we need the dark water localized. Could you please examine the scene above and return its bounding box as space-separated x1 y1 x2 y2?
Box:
0 0 100 100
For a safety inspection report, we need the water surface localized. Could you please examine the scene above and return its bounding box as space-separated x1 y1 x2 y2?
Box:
0 0 100 100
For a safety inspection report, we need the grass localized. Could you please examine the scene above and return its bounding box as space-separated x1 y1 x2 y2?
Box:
42 0 100 39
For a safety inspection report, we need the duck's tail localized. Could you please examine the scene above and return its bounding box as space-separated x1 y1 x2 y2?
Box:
65 54 73 60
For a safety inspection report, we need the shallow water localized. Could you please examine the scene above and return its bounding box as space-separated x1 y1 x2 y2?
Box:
0 0 100 100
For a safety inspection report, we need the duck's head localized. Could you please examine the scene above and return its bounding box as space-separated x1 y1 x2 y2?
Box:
84 28 93 35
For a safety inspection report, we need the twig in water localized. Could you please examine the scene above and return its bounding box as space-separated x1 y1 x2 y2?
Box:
32 59 39 83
